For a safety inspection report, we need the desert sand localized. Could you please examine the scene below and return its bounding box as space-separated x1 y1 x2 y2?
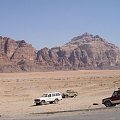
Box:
0 70 120 119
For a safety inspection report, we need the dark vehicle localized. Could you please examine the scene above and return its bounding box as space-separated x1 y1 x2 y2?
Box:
62 89 78 98
102 88 120 107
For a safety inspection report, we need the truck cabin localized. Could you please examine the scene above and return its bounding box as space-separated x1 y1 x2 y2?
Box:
112 90 120 97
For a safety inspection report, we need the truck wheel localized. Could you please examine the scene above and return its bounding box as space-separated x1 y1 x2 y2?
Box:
50 101 54 104
104 101 112 107
36 103 40 105
41 100 46 105
74 94 77 97
54 99 59 104
62 93 65 98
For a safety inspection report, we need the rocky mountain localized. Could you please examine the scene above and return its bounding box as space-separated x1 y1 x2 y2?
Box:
0 33 120 72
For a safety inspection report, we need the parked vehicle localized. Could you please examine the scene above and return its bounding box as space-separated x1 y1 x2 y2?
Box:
102 88 120 107
34 92 62 105
62 89 78 98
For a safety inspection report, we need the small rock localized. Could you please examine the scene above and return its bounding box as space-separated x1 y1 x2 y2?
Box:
93 103 99 105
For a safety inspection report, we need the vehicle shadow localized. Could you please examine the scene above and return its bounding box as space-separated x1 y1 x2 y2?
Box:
30 104 41 107
30 103 49 107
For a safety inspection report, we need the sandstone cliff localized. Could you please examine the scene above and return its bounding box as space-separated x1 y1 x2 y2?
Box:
0 33 120 72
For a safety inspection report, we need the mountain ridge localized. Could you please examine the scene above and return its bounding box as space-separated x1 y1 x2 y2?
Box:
0 33 120 72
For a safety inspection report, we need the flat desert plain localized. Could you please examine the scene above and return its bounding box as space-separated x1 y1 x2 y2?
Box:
0 70 120 119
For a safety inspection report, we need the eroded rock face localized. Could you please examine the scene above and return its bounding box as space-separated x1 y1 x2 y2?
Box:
10 40 36 63
0 37 10 65
0 33 120 72
58 33 120 69
0 36 37 72
36 33 120 69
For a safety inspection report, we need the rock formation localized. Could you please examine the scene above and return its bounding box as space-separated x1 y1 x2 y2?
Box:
0 33 120 72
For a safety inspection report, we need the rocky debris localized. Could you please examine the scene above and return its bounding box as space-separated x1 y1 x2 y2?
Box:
93 103 99 105
0 33 120 72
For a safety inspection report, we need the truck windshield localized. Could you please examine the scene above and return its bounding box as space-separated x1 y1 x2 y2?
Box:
42 94 48 97
112 91 118 97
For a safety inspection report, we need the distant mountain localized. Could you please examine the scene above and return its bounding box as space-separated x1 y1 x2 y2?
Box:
0 33 120 72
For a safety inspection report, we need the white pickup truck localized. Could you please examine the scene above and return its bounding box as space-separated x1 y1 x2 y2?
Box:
34 92 62 105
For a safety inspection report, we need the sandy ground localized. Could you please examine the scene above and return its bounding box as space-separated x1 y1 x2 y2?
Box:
0 70 120 119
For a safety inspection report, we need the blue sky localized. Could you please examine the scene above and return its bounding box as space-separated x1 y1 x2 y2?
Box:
0 0 120 49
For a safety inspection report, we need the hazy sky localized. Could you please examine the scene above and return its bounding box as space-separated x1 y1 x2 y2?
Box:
0 0 120 49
